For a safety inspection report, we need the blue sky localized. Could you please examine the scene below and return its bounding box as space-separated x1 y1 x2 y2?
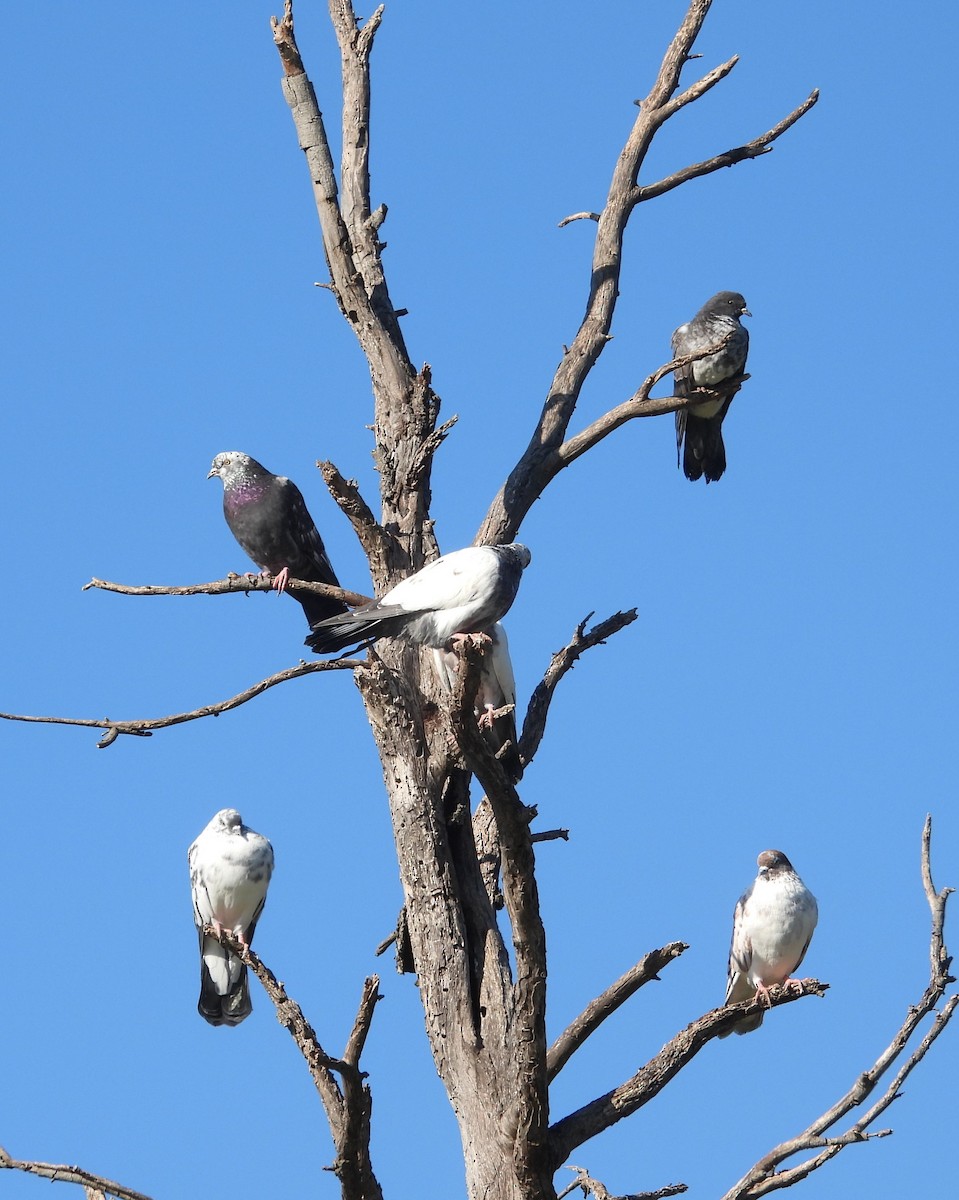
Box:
1 2 956 1198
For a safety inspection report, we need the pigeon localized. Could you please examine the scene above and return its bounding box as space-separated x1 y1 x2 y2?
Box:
188 808 274 1028
720 849 818 1037
433 621 523 782
672 291 750 483
306 543 531 655
208 451 348 628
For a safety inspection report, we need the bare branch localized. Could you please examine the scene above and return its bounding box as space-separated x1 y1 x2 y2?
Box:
344 976 383 1068
657 55 739 119
318 459 393 577
719 817 955 1200
476 0 816 544
216 929 384 1199
547 944 689 1084
83 573 373 607
632 91 820 207
558 211 601 227
548 980 828 1166
270 0 305 77
0 659 361 748
275 3 441 571
530 828 570 845
520 610 638 767
0 1145 152 1200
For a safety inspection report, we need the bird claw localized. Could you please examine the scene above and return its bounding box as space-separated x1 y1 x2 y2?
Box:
477 703 496 730
271 567 290 594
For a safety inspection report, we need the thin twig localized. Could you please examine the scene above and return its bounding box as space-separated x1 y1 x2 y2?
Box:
0 1145 151 1200
0 659 361 748
560 1164 687 1200
520 610 638 767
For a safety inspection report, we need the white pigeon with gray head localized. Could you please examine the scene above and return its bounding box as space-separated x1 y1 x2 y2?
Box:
720 848 818 1037
672 291 750 483
188 808 274 1028
433 621 523 782
306 543 531 655
208 450 348 628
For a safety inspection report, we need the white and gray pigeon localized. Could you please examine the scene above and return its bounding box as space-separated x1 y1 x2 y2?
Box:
720 849 818 1037
188 808 274 1028
433 621 523 782
208 451 348 628
306 543 531 655
672 291 750 483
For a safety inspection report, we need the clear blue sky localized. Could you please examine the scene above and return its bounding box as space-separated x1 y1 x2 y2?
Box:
2 2 956 1198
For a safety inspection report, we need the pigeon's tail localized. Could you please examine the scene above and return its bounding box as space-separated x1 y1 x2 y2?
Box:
681 413 727 483
290 587 350 630
305 608 414 655
197 937 253 1027
717 1010 764 1038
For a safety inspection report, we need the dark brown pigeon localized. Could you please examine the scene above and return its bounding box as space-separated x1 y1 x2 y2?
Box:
208 451 348 628
672 291 750 483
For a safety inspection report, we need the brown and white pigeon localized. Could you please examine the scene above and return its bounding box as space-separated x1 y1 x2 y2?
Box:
720 849 818 1037
672 291 750 483
188 808 274 1028
306 543 531 655
208 451 348 628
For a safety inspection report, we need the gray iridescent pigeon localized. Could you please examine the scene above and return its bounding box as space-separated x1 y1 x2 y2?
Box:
188 808 274 1028
720 849 818 1037
433 621 523 782
672 291 750 483
306 543 531 655
208 451 348 628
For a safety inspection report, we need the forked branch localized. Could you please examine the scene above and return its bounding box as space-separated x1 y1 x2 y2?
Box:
548 980 828 1166
477 0 817 545
216 929 384 1200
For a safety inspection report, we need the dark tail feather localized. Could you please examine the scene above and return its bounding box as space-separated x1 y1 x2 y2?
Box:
483 714 524 783
306 610 411 654
717 1010 764 1038
198 961 252 1028
682 414 726 483
289 587 350 629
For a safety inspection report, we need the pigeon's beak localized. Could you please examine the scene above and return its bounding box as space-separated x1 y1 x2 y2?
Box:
742 308 752 318
207 467 219 480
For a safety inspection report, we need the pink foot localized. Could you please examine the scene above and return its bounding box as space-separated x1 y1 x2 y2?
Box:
272 567 290 594
478 703 496 730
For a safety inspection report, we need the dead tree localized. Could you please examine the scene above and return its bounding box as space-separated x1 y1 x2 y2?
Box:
1 4 954 1200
